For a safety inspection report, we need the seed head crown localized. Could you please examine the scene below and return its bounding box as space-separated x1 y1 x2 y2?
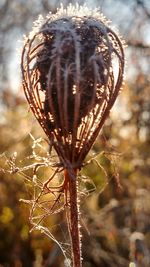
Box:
21 4 124 165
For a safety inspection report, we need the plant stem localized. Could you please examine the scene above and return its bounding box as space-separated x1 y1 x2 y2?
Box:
64 169 82 267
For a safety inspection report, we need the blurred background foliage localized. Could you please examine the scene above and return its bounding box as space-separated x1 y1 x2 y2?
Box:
0 0 150 266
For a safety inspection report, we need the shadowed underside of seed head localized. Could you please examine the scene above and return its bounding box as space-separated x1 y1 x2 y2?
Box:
21 6 124 165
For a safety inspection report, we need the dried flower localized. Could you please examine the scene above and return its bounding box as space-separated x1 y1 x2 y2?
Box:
21 4 125 267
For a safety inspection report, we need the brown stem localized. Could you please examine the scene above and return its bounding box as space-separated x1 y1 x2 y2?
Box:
64 169 82 267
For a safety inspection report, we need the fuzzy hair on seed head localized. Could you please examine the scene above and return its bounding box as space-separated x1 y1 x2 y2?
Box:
29 4 108 36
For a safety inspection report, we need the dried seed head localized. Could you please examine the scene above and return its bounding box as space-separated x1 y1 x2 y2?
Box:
21 4 125 164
